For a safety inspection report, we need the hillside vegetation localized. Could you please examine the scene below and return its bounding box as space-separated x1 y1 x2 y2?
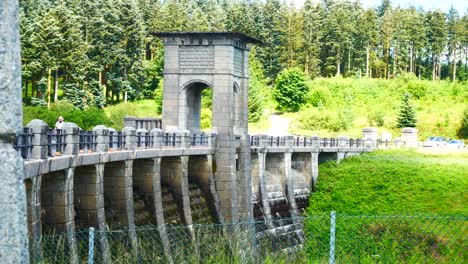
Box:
286 77 467 139
306 149 468 215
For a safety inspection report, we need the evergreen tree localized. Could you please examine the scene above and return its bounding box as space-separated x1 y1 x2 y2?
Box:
248 48 267 122
301 0 323 77
396 93 417 128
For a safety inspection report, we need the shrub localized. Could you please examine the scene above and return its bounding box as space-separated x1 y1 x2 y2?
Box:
308 85 332 107
273 67 308 112
458 107 468 139
24 101 111 130
368 110 385 127
200 108 212 129
405 80 427 99
297 107 352 132
154 80 163 115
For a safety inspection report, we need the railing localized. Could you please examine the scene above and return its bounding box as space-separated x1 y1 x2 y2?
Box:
137 131 153 149
79 130 97 152
47 129 65 157
14 127 33 159
349 138 363 148
162 133 181 147
191 133 208 146
250 135 260 147
109 131 125 150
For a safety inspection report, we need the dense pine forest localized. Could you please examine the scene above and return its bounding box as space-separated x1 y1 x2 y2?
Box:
20 0 468 110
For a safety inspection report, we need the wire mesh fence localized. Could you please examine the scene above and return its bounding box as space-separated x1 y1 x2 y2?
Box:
32 213 466 264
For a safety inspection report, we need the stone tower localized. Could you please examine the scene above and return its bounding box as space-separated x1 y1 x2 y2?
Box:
153 32 260 223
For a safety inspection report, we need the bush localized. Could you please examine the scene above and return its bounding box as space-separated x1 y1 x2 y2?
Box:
24 101 111 130
200 108 212 129
307 85 332 107
273 68 308 112
458 107 468 139
154 80 163 115
297 107 352 132
405 80 427 99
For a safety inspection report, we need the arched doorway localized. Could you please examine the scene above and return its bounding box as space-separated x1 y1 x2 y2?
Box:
182 80 211 132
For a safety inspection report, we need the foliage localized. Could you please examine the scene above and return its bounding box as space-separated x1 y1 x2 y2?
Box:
296 107 352 132
104 100 160 130
200 108 212 130
458 107 468 139
19 0 468 110
396 93 417 128
307 85 332 107
288 77 466 139
248 50 268 122
153 80 163 115
273 67 308 112
23 102 111 130
307 149 468 214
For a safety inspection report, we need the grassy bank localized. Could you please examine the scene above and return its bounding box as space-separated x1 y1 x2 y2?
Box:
286 77 467 139
307 149 468 214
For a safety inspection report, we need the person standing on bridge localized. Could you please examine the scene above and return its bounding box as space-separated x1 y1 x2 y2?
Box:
51 116 64 156
55 116 64 130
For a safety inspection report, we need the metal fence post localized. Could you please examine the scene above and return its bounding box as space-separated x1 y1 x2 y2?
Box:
88 227 95 264
329 211 336 264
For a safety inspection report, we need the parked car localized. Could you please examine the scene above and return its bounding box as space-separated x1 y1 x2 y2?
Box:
423 136 446 147
446 140 465 149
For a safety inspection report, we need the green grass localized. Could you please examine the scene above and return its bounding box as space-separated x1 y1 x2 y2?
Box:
307 149 468 214
286 77 468 140
104 100 160 130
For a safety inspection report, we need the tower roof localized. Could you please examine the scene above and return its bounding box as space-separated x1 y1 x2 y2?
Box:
151 32 262 45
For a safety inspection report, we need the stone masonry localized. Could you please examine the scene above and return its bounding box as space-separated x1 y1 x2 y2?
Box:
0 0 29 262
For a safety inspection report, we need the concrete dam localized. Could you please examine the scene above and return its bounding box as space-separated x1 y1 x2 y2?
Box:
21 121 372 261
8 32 382 262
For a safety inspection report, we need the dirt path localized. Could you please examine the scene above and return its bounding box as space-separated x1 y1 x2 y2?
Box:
265 114 291 136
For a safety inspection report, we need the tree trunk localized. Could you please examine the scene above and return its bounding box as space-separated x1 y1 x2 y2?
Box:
385 45 389 79
366 45 370 78
347 48 351 77
453 48 457 82
336 46 341 77
393 44 398 78
409 45 413 74
54 69 58 103
47 67 51 108
438 52 442 80
432 55 436 82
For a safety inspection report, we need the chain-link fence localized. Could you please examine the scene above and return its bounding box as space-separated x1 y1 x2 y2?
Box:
31 213 466 263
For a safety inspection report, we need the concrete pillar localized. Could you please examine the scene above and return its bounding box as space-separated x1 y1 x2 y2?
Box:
160 157 193 229
143 157 173 262
311 152 319 191
41 169 78 263
0 0 29 261
122 126 137 151
257 152 272 227
93 125 109 152
103 161 136 239
401 127 418 147
178 130 191 148
214 134 238 224
63 123 80 155
362 127 378 148
25 176 43 262
236 135 252 222
284 152 299 217
207 155 224 224
26 119 49 159
150 128 163 148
